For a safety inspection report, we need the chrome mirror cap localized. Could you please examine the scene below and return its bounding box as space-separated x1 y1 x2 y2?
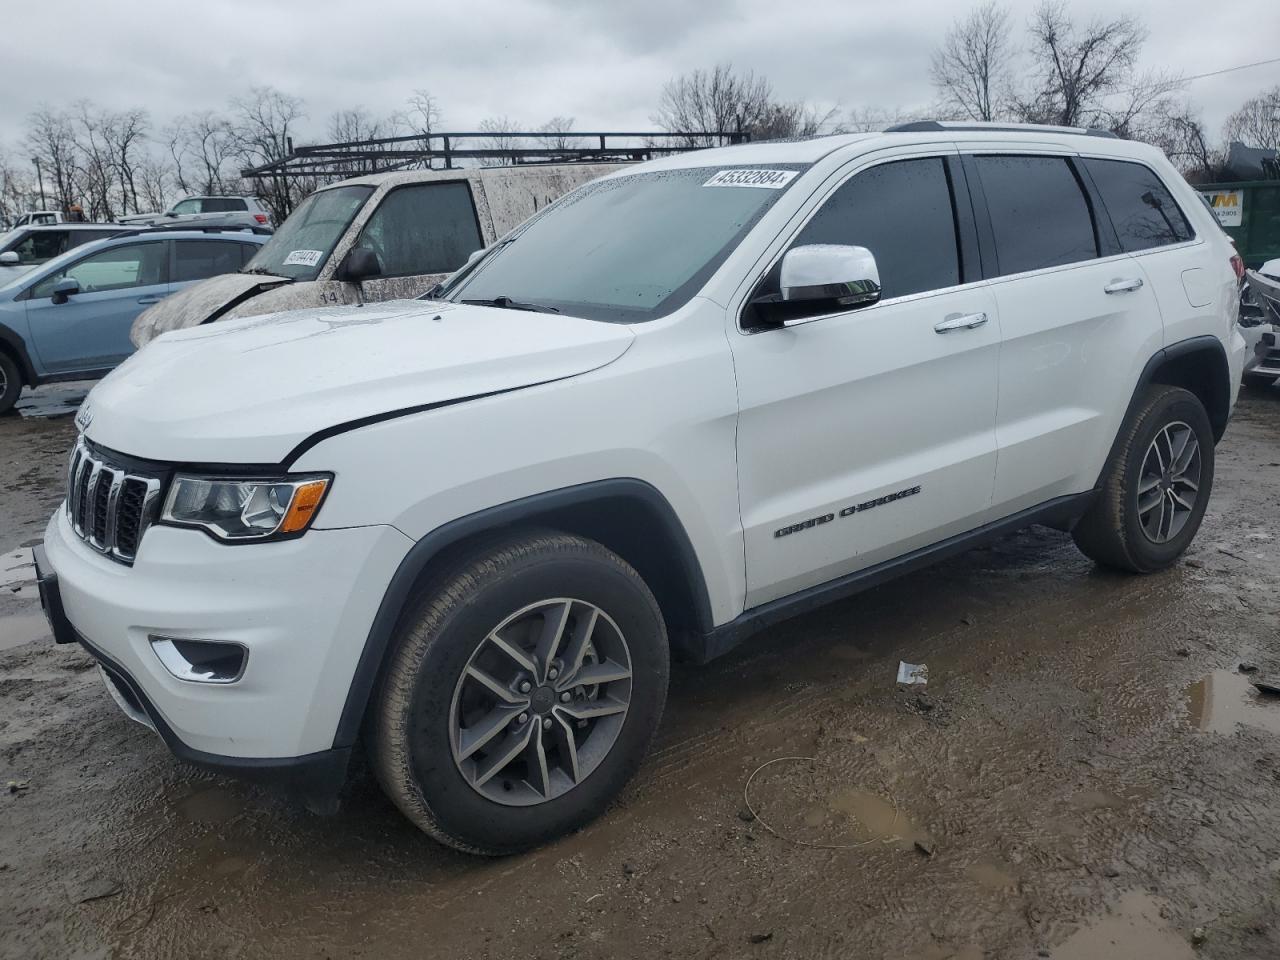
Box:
780 244 881 307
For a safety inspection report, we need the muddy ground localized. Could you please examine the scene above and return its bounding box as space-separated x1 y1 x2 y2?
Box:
1 381 1279 960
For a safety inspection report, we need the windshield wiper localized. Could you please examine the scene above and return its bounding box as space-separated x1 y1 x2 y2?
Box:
241 266 286 278
461 295 560 314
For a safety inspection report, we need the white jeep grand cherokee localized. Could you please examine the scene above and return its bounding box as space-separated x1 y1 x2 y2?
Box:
35 122 1246 855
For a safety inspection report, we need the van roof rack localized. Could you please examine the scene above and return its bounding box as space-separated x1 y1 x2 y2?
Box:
239 130 748 181
886 120 1119 139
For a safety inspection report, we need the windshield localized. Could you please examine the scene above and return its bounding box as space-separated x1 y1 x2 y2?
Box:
444 165 807 322
243 184 374 280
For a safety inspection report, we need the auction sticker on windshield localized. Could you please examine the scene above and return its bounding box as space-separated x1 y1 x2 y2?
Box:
703 169 798 189
283 249 324 267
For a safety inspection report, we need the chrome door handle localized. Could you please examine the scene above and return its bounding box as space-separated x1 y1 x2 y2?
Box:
1104 278 1144 294
934 312 988 333
136 296 162 305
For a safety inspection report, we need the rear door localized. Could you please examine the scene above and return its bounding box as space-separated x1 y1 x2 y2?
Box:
24 240 170 373
171 238 255 292
352 181 484 301
730 151 1001 606
965 151 1165 515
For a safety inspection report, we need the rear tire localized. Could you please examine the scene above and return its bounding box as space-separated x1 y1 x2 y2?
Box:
371 531 669 855
1072 385 1214 572
0 352 21 415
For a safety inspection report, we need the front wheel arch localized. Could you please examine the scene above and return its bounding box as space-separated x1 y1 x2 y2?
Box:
332 479 712 751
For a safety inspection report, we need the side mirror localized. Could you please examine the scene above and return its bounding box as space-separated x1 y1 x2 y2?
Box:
335 246 383 283
51 277 80 304
0 251 18 266
780 244 881 309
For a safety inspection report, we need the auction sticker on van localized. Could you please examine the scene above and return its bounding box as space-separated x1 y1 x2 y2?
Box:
704 169 798 189
283 249 324 267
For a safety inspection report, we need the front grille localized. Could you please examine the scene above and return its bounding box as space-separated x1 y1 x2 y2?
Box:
65 441 162 564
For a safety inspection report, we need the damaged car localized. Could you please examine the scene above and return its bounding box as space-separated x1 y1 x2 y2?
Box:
129 163 621 346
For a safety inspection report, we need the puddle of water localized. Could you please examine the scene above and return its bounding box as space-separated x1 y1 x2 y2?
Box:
1187 669 1280 737
177 787 245 824
0 612 50 651
1 547 34 589
1051 891 1194 960
966 860 1017 890
828 787 930 850
12 381 92 419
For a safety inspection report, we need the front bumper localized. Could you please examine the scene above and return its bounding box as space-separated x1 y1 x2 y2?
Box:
40 506 413 772
1242 324 1279 381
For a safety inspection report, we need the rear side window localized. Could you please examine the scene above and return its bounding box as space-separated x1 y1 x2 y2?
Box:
358 182 483 277
201 198 248 213
8 231 69 263
173 240 244 282
976 156 1098 275
1083 158 1193 252
791 157 960 299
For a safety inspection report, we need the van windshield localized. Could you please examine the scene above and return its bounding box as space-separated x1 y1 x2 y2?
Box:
443 165 807 323
244 185 374 281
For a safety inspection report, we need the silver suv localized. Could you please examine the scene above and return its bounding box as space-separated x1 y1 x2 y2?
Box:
118 196 273 232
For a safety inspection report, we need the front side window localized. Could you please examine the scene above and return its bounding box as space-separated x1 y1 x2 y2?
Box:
358 182 482 277
1083 158 1193 252
976 155 1098 276
169 198 201 215
445 165 806 323
173 240 246 282
789 157 961 300
31 242 168 298
7 230 70 264
243 185 374 281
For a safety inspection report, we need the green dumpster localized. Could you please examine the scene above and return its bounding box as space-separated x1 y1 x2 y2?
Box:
1197 181 1280 268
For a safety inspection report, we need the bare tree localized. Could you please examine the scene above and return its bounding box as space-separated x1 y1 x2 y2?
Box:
752 101 841 140
930 1 1014 121
104 108 148 215
1018 2 1147 128
389 89 444 169
166 110 238 196
1096 69 1185 139
70 101 120 219
477 116 520 165
1223 85 1280 152
25 105 79 212
229 86 306 220
653 65 773 145
327 106 392 143
1150 103 1226 181
0 148 37 224
537 116 580 151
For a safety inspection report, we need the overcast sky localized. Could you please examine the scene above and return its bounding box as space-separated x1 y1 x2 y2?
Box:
2 0 1276 150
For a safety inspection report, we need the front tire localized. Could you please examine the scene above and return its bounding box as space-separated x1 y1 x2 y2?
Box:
1072 385 1214 572
371 531 669 855
0 352 21 415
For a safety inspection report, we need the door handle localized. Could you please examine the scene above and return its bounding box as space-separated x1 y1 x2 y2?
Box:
934 312 988 333
1104 278 1144 294
136 296 161 305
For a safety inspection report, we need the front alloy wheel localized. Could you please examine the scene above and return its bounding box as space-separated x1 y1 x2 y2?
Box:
372 531 668 855
450 598 633 805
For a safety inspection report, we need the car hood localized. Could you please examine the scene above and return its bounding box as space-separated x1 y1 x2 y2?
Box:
83 300 635 464
0 263 38 289
130 272 292 346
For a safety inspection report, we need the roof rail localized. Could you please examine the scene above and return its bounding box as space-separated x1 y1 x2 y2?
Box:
886 120 1119 139
109 223 272 238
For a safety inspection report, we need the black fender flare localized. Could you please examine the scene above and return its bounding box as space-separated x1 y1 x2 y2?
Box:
0 321 37 385
331 478 715 748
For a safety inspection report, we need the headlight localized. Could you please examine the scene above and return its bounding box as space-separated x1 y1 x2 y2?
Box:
161 474 331 542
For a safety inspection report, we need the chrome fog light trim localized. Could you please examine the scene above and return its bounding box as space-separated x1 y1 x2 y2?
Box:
149 636 248 684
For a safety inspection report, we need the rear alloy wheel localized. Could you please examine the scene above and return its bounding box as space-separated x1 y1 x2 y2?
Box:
1072 385 1214 572
0 352 20 415
372 531 668 855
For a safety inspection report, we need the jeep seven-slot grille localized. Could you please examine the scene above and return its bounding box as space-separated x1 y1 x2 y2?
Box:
65 442 162 564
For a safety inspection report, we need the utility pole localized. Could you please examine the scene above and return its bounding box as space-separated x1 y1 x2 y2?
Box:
32 157 45 210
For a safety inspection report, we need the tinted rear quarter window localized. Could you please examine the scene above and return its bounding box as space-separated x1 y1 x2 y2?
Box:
976 156 1098 276
1083 158 1193 252
201 198 248 213
792 157 960 299
359 182 483 277
173 240 244 282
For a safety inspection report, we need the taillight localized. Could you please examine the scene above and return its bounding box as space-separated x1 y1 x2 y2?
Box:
1230 254 1245 280
254 213 269 224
